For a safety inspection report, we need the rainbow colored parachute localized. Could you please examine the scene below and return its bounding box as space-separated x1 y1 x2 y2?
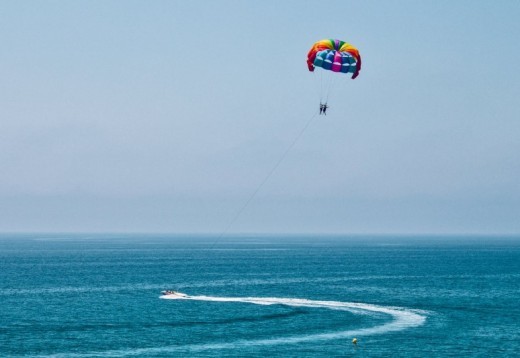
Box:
307 39 361 79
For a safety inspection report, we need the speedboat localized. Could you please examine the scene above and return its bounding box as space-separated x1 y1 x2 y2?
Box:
161 290 188 298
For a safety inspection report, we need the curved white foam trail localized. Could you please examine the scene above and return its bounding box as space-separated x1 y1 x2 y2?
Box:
161 294 426 343
34 295 426 357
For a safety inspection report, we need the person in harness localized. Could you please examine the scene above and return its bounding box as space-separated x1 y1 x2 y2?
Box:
320 103 329 115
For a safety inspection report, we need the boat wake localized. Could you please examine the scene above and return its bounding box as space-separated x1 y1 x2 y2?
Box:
35 294 426 356
160 293 427 343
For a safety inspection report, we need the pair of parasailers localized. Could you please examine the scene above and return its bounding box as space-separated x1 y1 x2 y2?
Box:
319 103 329 115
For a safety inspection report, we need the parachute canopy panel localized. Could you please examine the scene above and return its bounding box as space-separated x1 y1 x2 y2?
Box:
307 39 361 79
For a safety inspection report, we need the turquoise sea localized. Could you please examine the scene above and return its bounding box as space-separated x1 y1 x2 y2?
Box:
1 234 519 357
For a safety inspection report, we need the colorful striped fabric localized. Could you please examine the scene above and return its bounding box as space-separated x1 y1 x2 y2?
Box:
307 39 361 79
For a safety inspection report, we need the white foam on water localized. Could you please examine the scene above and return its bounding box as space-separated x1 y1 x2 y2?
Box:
36 294 427 357
160 294 426 343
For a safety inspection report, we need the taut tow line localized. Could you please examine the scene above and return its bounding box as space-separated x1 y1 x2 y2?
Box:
210 110 319 248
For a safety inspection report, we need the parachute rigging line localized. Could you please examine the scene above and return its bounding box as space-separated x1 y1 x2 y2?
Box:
210 110 319 248
307 38 361 107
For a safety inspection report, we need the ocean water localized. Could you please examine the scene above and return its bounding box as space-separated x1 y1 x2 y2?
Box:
1 234 519 357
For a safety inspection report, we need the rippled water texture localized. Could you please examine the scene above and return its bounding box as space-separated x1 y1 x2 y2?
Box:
1 234 519 357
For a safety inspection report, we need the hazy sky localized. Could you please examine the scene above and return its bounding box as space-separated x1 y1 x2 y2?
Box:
1 1 519 234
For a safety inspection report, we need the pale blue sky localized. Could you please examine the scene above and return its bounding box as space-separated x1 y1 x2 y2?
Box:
1 1 519 234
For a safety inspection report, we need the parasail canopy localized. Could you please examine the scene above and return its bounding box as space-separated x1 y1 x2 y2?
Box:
307 39 361 79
